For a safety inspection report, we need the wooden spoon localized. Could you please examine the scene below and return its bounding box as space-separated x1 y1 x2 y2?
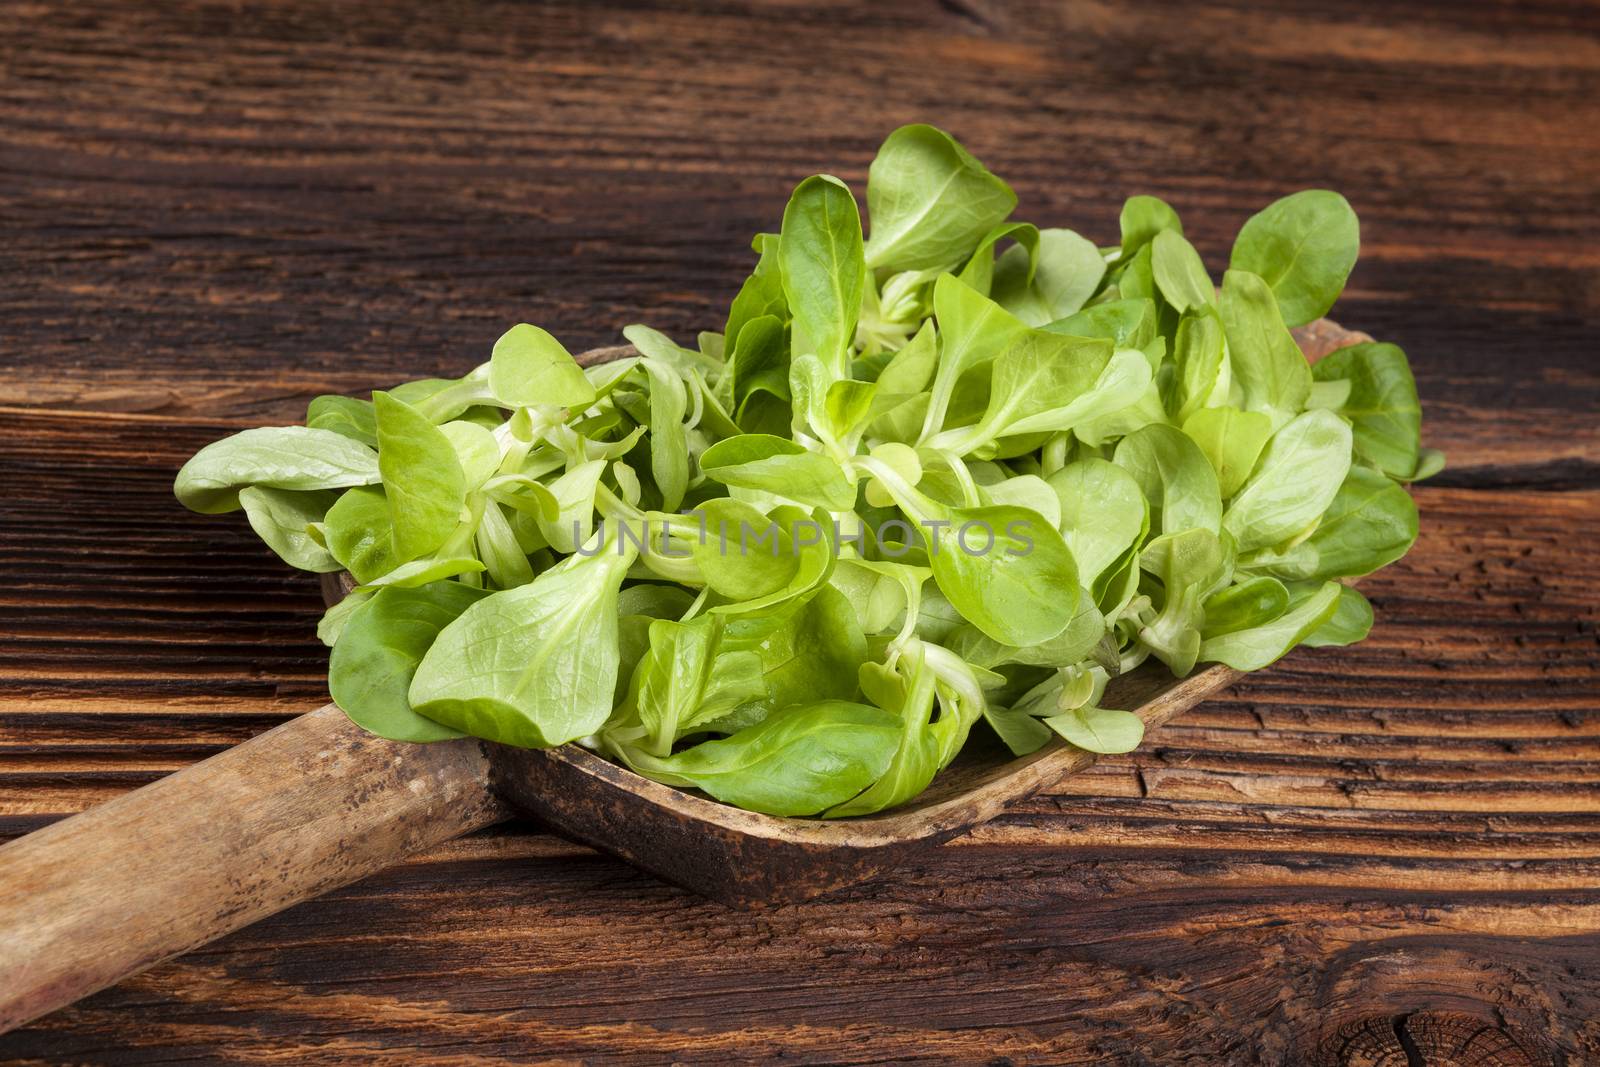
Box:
0 318 1368 1034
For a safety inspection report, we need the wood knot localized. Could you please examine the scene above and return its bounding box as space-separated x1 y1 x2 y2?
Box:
1313 1011 1551 1067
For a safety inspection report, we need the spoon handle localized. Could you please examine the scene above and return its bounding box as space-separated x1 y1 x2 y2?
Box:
0 703 509 1034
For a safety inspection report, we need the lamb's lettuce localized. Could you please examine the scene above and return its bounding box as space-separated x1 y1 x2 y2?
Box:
175 124 1438 819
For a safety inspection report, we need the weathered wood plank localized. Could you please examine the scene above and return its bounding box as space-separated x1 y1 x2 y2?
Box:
7 851 1597 1064
1 1 1596 481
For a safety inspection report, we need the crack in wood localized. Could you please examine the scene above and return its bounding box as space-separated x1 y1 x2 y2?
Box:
1394 1012 1427 1067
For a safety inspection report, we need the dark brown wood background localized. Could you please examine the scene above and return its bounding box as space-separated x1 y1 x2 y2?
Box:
2 1 1598 1063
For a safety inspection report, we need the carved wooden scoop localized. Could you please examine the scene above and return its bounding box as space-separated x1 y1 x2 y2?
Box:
0 319 1365 1034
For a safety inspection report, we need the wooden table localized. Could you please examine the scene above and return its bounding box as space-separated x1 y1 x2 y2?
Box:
2 1 1597 1063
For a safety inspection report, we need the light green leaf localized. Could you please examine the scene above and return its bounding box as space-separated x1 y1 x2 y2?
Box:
175 426 380 514
330 583 487 742
725 232 787 355
1223 409 1352 552
1044 298 1156 348
1113 424 1223 536
707 504 834 616
238 487 341 572
1306 378 1353 410
923 504 1080 647
1151 229 1215 313
957 221 1039 296
1048 458 1148 589
615 584 697 703
1239 465 1417 580
1201 576 1290 638
440 420 501 490
535 459 606 555
728 313 789 422
1182 405 1274 499
985 703 1055 756
1311 341 1423 479
642 360 690 510
979 474 1061 529
991 228 1106 327
1009 347 1151 440
824 648 942 817
933 329 1115 450
1219 268 1312 427
484 473 559 522
829 557 930 637
690 497 795 601
716 586 868 718
306 395 377 447
629 614 765 756
863 124 1017 273
1045 706 1144 754
872 318 939 397
317 587 372 648
623 324 724 380
700 434 857 511
1137 528 1229 676
489 323 597 409
920 272 1031 440
627 700 900 817
474 500 534 589
1230 190 1359 328
1411 448 1447 482
1119 195 1183 258
1071 365 1170 449
396 368 497 424
410 538 636 747
1167 311 1227 423
1198 580 1342 670
374 391 467 563
866 321 940 442
1303 585 1374 647
357 556 486 590
780 174 865 378
323 485 398 584
947 593 1105 670
1119 242 1155 302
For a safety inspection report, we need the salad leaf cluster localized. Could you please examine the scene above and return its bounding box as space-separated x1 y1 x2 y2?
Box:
175 124 1440 818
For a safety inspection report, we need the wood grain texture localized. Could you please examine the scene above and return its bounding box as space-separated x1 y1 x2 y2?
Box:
1 0 1597 1062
